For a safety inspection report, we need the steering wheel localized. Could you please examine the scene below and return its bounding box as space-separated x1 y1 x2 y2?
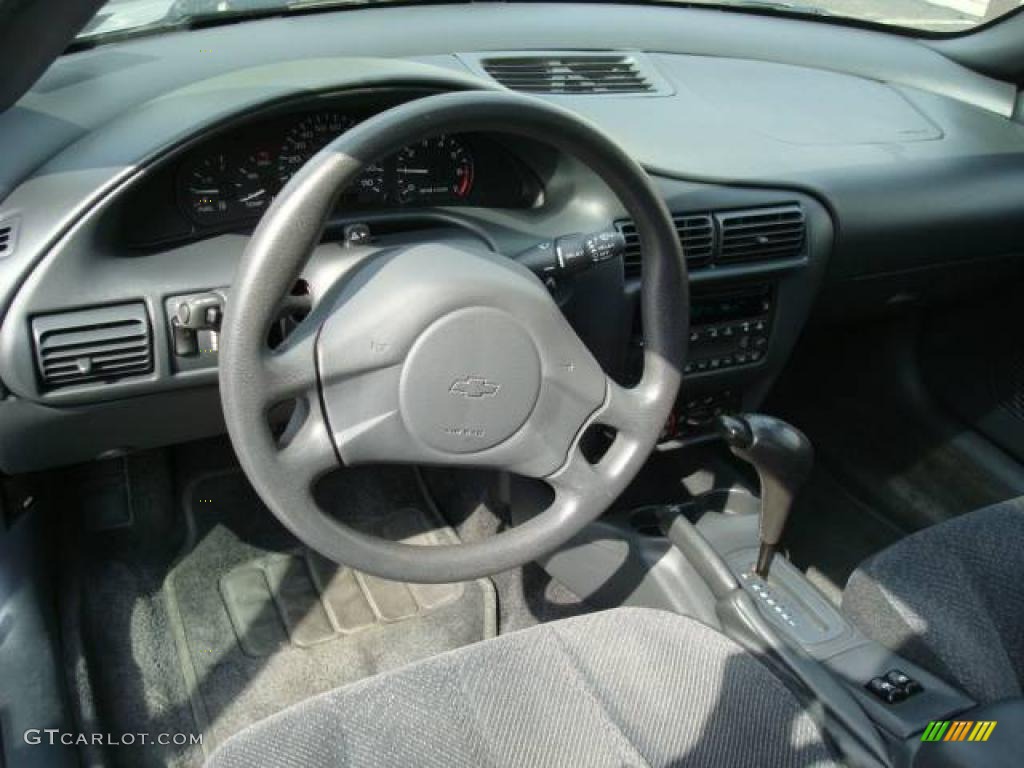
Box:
219 91 688 583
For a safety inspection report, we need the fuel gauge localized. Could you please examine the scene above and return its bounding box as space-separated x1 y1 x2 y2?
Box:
181 152 234 225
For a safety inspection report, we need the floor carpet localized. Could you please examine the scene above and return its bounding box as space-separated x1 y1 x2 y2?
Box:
67 466 496 767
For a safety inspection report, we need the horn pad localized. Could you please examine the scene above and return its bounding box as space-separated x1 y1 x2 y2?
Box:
399 307 542 454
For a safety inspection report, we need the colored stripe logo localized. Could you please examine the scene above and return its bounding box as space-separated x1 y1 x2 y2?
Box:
921 721 997 742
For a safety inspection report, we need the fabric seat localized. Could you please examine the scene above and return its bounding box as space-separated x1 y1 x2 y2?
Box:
206 607 837 767
843 498 1024 704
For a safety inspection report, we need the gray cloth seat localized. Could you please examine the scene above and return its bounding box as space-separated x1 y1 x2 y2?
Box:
843 498 1024 704
206 607 838 767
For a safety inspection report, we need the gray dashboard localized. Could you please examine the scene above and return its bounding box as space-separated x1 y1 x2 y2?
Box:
2 2 1024 473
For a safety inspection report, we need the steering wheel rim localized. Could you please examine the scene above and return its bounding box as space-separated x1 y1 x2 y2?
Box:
219 90 688 583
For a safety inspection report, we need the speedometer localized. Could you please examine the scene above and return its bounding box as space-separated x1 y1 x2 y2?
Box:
277 111 355 185
232 149 276 215
395 136 474 205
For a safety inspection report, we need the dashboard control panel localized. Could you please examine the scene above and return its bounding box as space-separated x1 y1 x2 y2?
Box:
165 290 226 373
683 287 773 376
165 283 312 374
655 285 776 443
661 388 743 442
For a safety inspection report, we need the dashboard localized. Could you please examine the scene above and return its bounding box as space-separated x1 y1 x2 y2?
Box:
125 93 541 246
2 2 1024 475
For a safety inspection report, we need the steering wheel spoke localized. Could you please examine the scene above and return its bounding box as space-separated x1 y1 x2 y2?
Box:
261 323 321 406
538 375 645 499
276 399 340 487
545 443 603 503
598 379 640 434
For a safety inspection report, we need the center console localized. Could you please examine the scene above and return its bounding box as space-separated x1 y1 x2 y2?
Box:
538 410 986 768
693 507 975 743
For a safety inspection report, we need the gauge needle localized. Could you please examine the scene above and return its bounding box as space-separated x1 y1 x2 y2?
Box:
239 190 266 203
397 167 430 174
189 188 220 194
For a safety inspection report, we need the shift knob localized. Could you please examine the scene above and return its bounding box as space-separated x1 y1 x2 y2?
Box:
717 413 813 577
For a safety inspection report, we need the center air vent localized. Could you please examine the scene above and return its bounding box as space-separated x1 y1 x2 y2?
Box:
617 204 806 277
32 303 153 390
716 206 805 264
616 214 714 278
482 55 655 94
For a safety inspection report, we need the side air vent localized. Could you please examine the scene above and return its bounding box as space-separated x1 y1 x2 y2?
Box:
0 217 18 259
716 206 805 265
32 303 153 390
616 214 714 278
482 55 654 94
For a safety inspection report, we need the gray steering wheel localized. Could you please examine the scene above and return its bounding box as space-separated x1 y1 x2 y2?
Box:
219 91 688 583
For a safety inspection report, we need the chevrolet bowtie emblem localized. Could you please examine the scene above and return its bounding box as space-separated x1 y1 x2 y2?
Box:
449 377 501 399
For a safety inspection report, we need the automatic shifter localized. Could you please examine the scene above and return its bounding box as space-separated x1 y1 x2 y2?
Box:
717 414 813 577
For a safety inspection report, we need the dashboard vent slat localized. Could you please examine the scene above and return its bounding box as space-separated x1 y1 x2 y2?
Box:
717 205 805 265
0 216 19 259
32 303 153 390
615 204 805 277
483 55 654 95
616 214 715 278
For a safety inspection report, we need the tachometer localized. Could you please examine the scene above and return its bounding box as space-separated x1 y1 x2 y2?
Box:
277 111 355 185
395 136 474 205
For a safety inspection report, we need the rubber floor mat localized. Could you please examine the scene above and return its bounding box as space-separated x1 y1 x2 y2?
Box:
162 468 496 762
219 548 464 656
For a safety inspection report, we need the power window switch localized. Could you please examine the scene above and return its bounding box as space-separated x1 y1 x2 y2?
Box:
866 677 908 704
885 669 923 696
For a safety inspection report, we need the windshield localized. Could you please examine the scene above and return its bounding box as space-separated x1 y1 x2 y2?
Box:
77 0 1024 42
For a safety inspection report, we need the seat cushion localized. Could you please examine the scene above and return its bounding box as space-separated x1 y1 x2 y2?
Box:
843 498 1024 704
206 607 837 767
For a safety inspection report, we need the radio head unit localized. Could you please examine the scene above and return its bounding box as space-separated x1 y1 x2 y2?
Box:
685 286 773 375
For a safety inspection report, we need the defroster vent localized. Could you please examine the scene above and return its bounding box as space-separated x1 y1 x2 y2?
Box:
482 55 654 94
33 303 153 389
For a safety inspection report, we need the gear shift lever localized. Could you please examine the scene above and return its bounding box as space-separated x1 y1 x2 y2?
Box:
717 414 813 578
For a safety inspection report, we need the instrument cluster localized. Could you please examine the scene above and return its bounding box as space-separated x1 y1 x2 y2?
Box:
175 106 532 231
